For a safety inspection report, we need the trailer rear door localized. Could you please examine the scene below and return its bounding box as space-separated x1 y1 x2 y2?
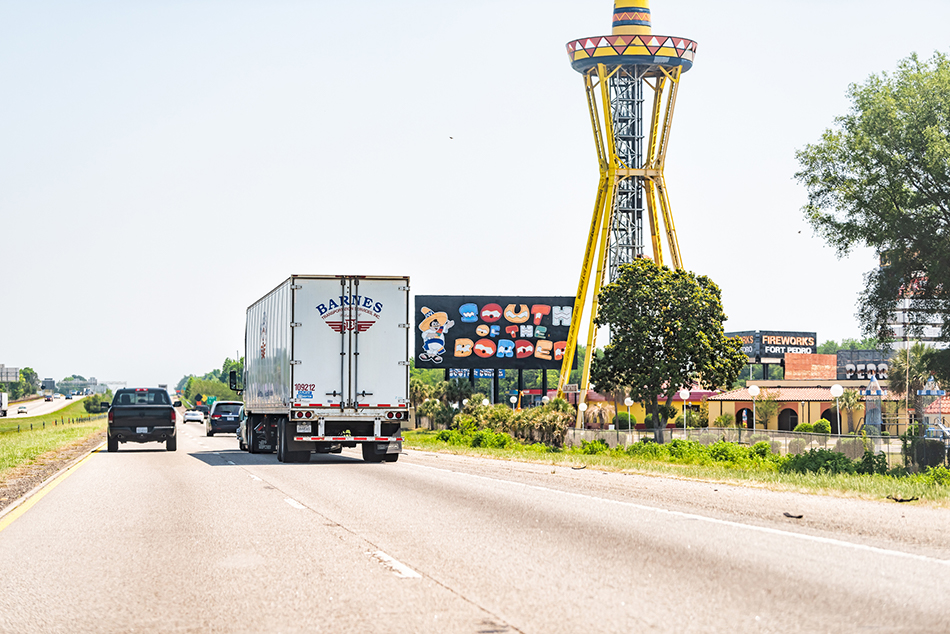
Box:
293 276 409 410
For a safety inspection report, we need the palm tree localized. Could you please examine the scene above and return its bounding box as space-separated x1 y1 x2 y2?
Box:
838 388 861 433
888 342 932 427
409 378 432 409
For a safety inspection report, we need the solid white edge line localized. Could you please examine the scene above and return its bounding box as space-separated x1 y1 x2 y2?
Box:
370 550 421 579
284 497 306 510
406 462 950 567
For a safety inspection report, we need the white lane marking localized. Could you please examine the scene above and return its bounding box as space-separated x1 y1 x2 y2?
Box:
407 463 950 567
249 474 262 482
370 550 421 579
285 498 306 510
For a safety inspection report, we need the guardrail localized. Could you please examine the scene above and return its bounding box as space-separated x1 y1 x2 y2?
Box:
0 413 107 434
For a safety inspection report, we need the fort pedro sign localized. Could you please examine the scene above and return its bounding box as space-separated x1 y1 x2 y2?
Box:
727 330 817 363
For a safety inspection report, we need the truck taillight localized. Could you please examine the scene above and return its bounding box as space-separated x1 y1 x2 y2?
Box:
108 410 113 424
386 411 406 420
171 410 176 424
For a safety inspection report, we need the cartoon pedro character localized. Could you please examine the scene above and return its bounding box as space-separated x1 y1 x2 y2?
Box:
418 306 454 364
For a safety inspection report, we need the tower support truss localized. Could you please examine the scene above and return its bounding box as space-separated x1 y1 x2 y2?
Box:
556 62 686 424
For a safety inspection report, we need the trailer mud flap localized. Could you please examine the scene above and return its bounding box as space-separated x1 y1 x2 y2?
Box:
384 440 402 454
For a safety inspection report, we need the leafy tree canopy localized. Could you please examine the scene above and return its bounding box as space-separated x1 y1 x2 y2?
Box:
817 337 881 354
589 260 746 443
796 51 950 345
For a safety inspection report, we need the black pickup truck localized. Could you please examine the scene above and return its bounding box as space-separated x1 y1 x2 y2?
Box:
107 388 180 452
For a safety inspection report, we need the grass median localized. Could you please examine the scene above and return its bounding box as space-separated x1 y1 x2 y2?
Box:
403 429 950 507
0 401 107 479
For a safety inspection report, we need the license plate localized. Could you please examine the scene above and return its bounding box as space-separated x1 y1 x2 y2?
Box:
296 424 312 433
136 427 148 434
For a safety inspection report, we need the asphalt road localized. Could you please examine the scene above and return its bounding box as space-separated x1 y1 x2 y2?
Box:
7 395 86 418
1 422 949 633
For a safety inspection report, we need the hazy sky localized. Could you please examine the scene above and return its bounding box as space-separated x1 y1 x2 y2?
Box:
3 0 949 387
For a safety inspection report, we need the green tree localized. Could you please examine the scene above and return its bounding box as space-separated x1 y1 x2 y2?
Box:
20 368 39 391
220 357 244 384
818 337 880 354
796 52 950 344
409 378 432 409
589 260 746 443
754 389 780 429
185 378 240 403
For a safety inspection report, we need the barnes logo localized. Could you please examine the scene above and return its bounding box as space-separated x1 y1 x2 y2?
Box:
317 295 383 333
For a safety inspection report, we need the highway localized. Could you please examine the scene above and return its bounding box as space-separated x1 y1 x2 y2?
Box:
1 421 949 633
5 395 87 418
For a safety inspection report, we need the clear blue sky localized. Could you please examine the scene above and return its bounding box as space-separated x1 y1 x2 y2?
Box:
3 0 949 386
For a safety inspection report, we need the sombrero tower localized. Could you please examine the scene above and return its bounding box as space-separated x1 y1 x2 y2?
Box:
557 1 698 415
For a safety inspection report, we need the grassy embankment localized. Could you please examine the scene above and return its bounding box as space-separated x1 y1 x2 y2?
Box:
0 401 106 478
403 429 950 507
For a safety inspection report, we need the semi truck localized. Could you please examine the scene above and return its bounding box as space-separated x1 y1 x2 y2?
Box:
234 275 410 463
0 393 7 417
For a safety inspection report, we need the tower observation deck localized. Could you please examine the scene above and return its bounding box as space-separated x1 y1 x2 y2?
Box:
557 1 698 409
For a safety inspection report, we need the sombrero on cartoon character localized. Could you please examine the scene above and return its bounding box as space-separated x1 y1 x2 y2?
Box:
418 306 454 364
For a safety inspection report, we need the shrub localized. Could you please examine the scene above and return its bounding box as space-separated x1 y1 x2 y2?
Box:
435 429 466 445
708 440 745 464
781 448 856 475
793 422 814 433
642 414 654 429
915 440 947 470
750 441 773 459
580 439 609 455
712 413 734 428
923 465 950 486
483 404 514 433
626 440 665 460
856 450 888 476
788 438 807 455
613 411 636 430
835 436 865 460
470 430 492 447
666 439 705 462
453 414 478 435
812 419 832 434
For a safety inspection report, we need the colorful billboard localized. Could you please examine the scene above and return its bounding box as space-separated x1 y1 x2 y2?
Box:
414 296 575 370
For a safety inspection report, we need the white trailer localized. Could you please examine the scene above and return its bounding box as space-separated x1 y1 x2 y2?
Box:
0 393 7 417
238 275 410 463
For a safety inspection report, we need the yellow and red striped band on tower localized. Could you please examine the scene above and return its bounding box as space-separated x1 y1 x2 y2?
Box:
612 0 651 36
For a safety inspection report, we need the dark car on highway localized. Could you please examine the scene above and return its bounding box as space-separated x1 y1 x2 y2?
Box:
206 401 243 437
107 388 181 452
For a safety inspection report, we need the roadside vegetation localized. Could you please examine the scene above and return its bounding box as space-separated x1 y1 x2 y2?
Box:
177 357 243 404
404 420 950 505
0 401 106 479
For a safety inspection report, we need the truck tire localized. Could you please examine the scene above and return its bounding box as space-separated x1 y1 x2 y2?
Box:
107 435 118 452
361 443 384 463
166 435 177 452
